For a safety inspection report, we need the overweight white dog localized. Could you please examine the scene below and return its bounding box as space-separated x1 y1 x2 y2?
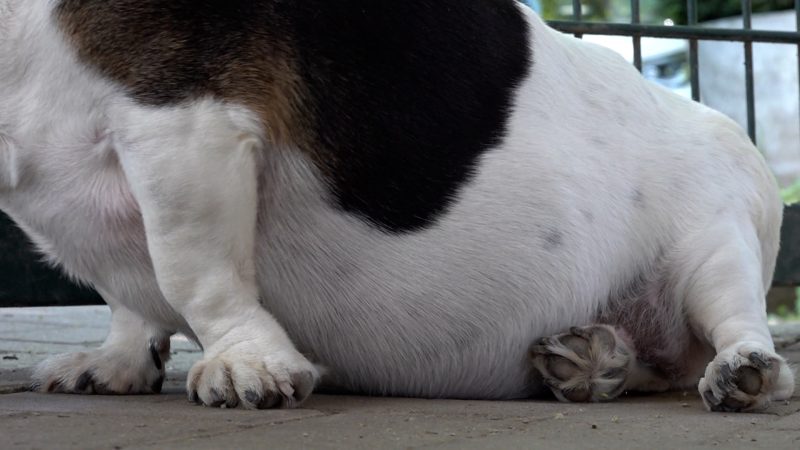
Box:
0 0 794 412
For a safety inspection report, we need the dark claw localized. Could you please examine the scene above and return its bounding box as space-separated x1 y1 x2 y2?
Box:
716 364 735 392
208 388 226 407
75 371 95 392
719 364 734 380
542 376 562 389
721 396 748 412
562 386 591 403
94 382 112 395
243 389 278 409
151 375 164 394
259 391 281 409
709 403 727 412
46 379 64 393
188 390 201 404
244 389 261 405
703 390 722 408
291 371 315 402
529 344 549 356
748 352 769 369
534 337 556 351
569 327 590 338
149 341 163 371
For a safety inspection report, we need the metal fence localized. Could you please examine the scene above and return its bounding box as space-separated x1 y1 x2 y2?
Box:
547 0 800 145
545 0 800 287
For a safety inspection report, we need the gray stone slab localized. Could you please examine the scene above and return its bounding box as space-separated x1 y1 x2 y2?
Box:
0 307 201 387
0 390 326 450
1 307 799 449
0 390 798 450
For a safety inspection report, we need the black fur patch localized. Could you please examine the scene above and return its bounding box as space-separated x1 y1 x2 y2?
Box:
284 1 531 231
56 0 531 232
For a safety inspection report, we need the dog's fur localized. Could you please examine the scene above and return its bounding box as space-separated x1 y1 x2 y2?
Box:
0 0 794 411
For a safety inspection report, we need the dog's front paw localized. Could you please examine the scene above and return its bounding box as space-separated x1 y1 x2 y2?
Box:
32 338 170 394
699 343 795 412
187 343 319 409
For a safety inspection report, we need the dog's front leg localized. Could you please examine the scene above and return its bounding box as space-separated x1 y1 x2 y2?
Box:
115 100 318 409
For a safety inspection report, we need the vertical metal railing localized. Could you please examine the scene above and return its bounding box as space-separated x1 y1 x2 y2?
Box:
742 0 757 143
687 0 701 102
572 0 583 37
797 0 800 139
631 0 642 71
559 0 800 145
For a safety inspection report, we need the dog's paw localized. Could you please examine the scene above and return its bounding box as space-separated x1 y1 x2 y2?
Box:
32 338 170 394
699 343 795 412
187 343 319 409
531 325 635 402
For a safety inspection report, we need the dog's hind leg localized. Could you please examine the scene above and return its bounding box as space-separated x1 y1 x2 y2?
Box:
677 220 794 412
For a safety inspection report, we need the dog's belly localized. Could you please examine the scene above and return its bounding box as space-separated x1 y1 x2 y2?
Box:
244 30 671 397
252 140 655 398
248 20 773 395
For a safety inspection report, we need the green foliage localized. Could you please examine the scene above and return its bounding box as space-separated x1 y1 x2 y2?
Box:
774 288 800 320
782 180 800 205
542 0 613 20
656 0 795 24
540 0 795 23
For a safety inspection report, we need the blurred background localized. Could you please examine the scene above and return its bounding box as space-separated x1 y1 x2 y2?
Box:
520 0 800 321
522 0 800 192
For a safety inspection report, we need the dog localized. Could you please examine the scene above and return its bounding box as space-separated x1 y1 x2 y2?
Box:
0 0 794 412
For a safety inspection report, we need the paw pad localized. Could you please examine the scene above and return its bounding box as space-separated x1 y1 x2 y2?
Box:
531 325 632 403
700 348 787 412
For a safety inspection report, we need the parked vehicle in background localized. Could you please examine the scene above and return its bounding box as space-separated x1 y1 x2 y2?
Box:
582 35 692 98
519 0 542 13
698 10 800 188
517 1 691 97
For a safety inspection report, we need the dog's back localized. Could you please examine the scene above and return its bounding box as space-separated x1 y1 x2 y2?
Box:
0 1 791 409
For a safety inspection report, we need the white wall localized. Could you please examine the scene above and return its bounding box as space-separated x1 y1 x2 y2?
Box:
699 10 800 187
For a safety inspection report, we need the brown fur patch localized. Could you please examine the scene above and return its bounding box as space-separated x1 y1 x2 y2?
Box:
55 0 309 148
54 1 532 232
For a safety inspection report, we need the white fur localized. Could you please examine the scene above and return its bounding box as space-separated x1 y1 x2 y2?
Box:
0 1 793 409
0 133 19 189
31 302 170 394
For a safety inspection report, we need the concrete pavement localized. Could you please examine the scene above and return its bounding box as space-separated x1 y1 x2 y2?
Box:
2 307 799 449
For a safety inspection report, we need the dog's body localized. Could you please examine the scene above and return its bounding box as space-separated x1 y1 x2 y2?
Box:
0 0 794 410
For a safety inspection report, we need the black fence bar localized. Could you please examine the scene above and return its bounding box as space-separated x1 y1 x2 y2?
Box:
774 204 800 286
546 21 800 44
688 0 701 101
572 0 583 38
797 0 800 142
742 0 757 143
631 0 642 72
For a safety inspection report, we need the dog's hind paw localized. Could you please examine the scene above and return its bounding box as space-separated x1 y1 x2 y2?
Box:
531 325 636 402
